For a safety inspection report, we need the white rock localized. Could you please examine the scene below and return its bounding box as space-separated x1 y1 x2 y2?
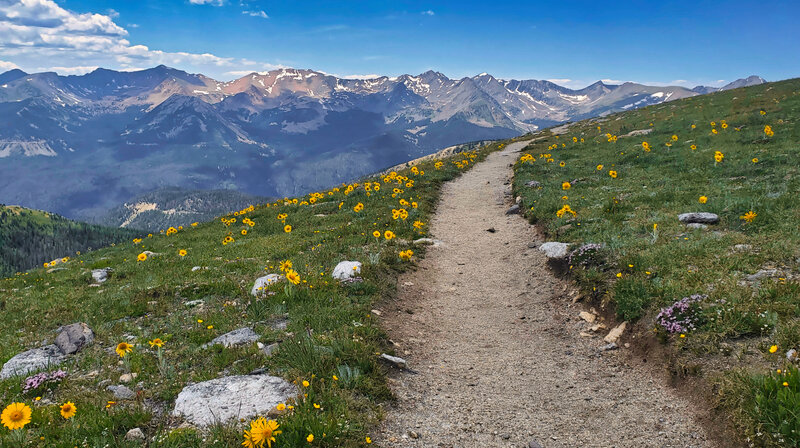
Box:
678 212 719 224
332 261 362 280
125 428 145 441
201 327 259 349
191 266 202 272
604 322 628 343
250 274 284 296
578 311 596 323
787 349 798 363
91 268 110 283
538 242 569 259
380 353 407 368
0 345 64 379
172 375 297 426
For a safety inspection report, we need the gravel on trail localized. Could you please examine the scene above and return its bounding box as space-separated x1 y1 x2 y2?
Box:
376 142 712 448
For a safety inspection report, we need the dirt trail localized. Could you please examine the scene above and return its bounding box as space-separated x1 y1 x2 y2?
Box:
377 142 712 448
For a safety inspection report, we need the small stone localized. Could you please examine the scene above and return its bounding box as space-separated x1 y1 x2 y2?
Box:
55 322 94 355
261 343 279 357
745 269 779 282
579 311 596 323
529 440 543 448
505 204 520 215
91 268 111 283
251 274 285 296
787 349 798 363
686 223 708 230
485 227 496 233
604 322 627 343
202 327 260 349
525 180 542 188
332 261 362 281
600 342 619 352
733 244 752 252
380 353 407 368
184 299 204 307
409 431 419 439
107 385 136 400
120 373 138 383
539 242 569 259
191 266 202 272
678 212 719 224
125 428 145 442
371 309 382 316
413 238 443 247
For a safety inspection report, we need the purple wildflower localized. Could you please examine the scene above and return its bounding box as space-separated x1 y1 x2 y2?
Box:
656 294 706 334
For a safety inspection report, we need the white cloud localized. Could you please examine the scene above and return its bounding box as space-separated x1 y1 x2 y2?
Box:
46 65 98 75
0 59 19 71
0 0 280 79
242 10 268 19
421 10 435 16
188 0 224 5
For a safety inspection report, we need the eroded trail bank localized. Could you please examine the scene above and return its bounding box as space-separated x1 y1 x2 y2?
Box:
376 142 712 448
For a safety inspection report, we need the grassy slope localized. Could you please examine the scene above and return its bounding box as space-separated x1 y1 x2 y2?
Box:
513 78 800 447
0 205 140 277
0 141 513 447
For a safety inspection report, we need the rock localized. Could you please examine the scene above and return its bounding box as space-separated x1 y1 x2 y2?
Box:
539 242 569 259
91 268 111 283
107 385 136 400
505 204 520 215
733 244 752 252
125 428 145 442
745 269 778 282
413 238 443 247
250 274 284 296
202 327 259 349
787 349 798 362
485 227 496 233
528 440 543 448
678 212 719 225
172 375 297 426
620 128 653 137
261 343 279 357
599 342 618 352
191 266 202 272
603 322 627 343
120 373 138 383
525 180 542 188
380 353 407 368
0 345 64 379
184 299 204 307
332 261 362 281
55 322 94 355
578 311 596 323
686 223 708 230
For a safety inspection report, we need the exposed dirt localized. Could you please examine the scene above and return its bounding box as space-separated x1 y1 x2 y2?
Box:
376 142 714 448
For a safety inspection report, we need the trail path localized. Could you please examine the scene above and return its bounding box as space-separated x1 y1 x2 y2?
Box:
377 142 712 448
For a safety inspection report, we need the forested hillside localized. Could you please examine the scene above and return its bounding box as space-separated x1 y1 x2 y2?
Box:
0 205 140 277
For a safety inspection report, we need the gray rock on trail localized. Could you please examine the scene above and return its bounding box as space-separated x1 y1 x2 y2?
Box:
678 212 719 224
202 327 259 349
250 274 284 296
125 428 145 442
107 384 136 400
91 268 111 283
380 353 408 368
505 204 520 215
172 375 297 426
0 345 64 379
332 261 362 280
55 322 94 355
538 242 569 260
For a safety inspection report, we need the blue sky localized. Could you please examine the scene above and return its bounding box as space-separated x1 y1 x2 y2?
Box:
0 0 798 88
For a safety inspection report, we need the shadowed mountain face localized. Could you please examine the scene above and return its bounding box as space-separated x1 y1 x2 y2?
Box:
0 65 765 221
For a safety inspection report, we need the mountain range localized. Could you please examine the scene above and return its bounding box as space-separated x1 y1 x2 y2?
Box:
0 65 765 225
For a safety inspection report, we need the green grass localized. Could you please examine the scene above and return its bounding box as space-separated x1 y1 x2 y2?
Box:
0 142 509 447
513 78 800 447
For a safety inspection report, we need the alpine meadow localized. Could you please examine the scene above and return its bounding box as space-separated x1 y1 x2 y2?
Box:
0 1 798 447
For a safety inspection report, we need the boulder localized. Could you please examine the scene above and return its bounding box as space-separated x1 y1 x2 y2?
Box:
250 274 284 296
538 242 569 260
505 204 520 215
91 268 111 283
678 212 719 224
332 261 362 281
107 384 136 400
172 375 297 426
0 345 64 379
55 322 94 355
202 327 259 349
